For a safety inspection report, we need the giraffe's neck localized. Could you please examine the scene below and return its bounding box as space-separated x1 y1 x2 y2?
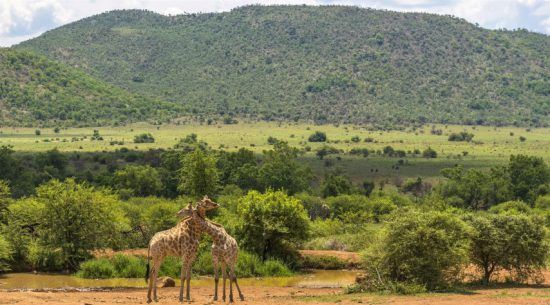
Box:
197 216 226 240
177 217 201 239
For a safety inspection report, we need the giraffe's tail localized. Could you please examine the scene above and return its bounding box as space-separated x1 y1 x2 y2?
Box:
145 244 151 283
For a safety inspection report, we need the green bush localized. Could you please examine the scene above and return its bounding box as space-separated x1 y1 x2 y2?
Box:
237 190 309 263
360 210 470 291
466 213 548 284
308 131 327 142
0 235 11 272
535 195 550 210
27 241 64 271
488 200 532 215
111 254 146 278
258 259 292 276
78 258 116 279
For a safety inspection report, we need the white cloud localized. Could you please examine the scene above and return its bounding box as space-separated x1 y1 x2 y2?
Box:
0 0 548 47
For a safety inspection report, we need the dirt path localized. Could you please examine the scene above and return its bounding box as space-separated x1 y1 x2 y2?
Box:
2 285 550 305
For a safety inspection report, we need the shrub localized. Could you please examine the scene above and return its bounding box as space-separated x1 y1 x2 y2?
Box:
535 195 550 210
258 259 292 276
466 213 548 284
236 190 310 263
0 235 11 272
308 131 327 142
422 147 437 158
488 200 531 215
77 258 115 279
133 133 155 143
321 172 355 198
448 132 474 142
27 241 64 271
111 254 146 278
114 165 163 197
361 210 470 291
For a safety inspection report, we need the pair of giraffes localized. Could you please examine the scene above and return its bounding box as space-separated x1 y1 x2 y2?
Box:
146 196 244 303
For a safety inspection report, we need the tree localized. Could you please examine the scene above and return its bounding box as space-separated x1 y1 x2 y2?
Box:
467 213 548 284
320 171 354 198
439 166 511 210
362 210 470 291
508 155 549 203
36 148 68 178
363 180 375 196
448 132 474 142
217 148 261 190
0 235 11 272
179 149 219 197
133 133 155 143
36 179 129 270
236 190 309 262
259 141 312 194
422 147 437 158
316 145 339 160
114 165 163 197
308 131 327 142
401 177 431 198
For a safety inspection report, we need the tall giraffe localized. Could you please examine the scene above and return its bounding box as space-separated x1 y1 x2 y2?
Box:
194 200 245 302
145 199 218 303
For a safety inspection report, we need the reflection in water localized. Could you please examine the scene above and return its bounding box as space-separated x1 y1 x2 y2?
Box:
0 270 358 290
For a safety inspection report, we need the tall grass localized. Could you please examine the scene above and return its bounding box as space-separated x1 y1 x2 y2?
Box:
77 251 292 279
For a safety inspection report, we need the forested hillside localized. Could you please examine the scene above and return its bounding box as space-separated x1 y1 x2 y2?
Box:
0 48 181 127
16 5 550 126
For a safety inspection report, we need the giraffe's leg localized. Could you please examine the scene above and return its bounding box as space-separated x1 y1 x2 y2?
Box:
152 259 162 302
185 262 192 302
213 258 219 301
179 261 186 302
230 264 244 301
222 263 227 302
147 258 156 303
229 266 234 303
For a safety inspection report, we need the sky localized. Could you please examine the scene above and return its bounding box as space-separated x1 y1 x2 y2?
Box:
0 0 549 47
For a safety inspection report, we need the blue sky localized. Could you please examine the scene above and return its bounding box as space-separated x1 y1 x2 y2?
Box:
1 0 548 47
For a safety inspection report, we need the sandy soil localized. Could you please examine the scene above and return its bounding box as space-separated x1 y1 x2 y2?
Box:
2 285 550 305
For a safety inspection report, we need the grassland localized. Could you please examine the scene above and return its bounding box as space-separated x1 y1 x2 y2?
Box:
1 122 548 183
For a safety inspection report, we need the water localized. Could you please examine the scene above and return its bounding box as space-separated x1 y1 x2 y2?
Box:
0 270 358 290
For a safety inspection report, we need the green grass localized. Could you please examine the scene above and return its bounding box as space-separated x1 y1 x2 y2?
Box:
2 122 548 182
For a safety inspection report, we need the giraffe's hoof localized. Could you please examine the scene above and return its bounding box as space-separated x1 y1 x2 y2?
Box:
239 295 244 301
147 299 152 304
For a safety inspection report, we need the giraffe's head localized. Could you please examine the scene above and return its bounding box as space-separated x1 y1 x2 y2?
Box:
176 202 194 218
196 195 219 216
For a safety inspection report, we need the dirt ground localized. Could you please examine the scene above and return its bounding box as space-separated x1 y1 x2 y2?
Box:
5 250 549 305
2 285 550 305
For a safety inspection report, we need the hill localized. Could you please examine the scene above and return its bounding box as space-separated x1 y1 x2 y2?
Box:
0 48 181 127
16 5 550 127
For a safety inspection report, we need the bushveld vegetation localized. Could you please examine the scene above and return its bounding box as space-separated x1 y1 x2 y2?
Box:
0 130 548 293
0 49 181 127
16 6 549 127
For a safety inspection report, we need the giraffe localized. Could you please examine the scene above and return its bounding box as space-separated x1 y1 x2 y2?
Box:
194 200 245 302
145 199 218 303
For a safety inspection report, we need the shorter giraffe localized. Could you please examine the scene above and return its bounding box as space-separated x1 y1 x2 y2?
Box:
194 200 244 302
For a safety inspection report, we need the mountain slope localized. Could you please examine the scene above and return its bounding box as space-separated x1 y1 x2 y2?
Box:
0 48 181 127
17 6 550 126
